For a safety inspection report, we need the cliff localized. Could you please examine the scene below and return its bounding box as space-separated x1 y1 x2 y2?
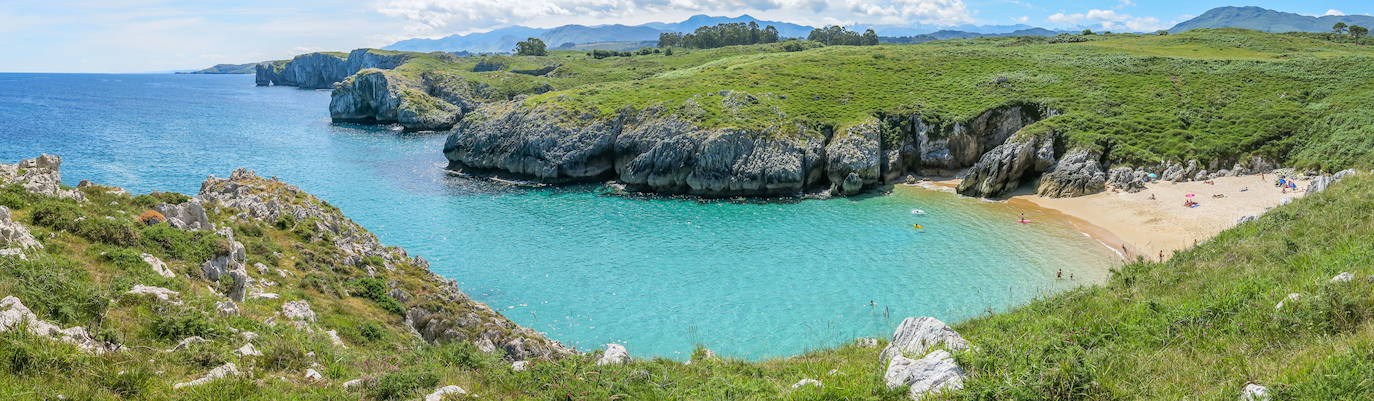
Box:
443 99 1079 198
329 70 483 132
254 49 413 89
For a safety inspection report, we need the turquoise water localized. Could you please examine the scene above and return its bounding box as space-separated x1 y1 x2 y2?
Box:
0 73 1116 360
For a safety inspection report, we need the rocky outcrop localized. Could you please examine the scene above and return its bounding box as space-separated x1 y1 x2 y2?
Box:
329 70 467 132
255 49 412 89
200 227 250 302
1036 148 1107 198
424 385 468 401
884 350 965 400
0 154 83 200
127 285 181 304
447 101 1051 198
791 378 823 389
955 132 1057 198
1 206 42 250
282 301 317 323
173 363 239 389
141 253 176 278
1106 167 1147 192
1240 383 1270 401
153 199 212 231
596 343 630 365
0 296 111 354
1307 169 1358 193
879 317 970 363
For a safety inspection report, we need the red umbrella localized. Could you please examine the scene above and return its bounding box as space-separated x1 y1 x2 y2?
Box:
1185 193 1196 197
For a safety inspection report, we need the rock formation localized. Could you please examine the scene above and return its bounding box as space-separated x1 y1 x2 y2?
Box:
597 343 630 365
330 70 478 132
884 350 965 400
1 206 42 250
0 154 84 200
1036 148 1107 198
173 363 239 389
0 296 111 354
424 385 468 401
153 199 212 231
254 49 412 89
879 317 970 362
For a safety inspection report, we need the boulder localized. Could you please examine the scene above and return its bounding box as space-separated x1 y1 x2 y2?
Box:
173 363 239 389
1237 215 1258 224
0 206 42 250
0 296 110 353
236 343 263 357
326 330 347 348
956 132 1058 198
791 378 823 389
282 300 317 323
304 368 323 381
1106 167 1145 192
854 338 879 348
1037 148 1107 198
424 385 468 401
1240 383 1270 401
141 253 176 278
1307 169 1359 193
884 350 965 400
0 155 84 200
168 336 207 352
596 343 630 365
153 199 212 230
126 285 181 304
825 123 882 195
216 300 239 316
880 317 969 362
1275 293 1301 310
511 360 530 371
1330 272 1355 283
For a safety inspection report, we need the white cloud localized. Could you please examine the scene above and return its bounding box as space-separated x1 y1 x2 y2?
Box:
1015 15 1029 23
376 0 973 34
1325 9 1345 16
1047 8 1164 32
1116 0 1133 8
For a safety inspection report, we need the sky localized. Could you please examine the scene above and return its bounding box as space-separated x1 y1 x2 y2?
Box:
1 0 1371 73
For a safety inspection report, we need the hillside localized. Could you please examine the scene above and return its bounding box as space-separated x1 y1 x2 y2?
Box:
1171 6 1374 33
178 63 259 74
383 14 815 53
3 154 1371 400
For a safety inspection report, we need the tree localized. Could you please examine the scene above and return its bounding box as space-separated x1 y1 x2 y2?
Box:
515 38 547 56
664 47 673 56
1333 22 1348 36
1351 25 1369 45
862 29 880 46
1081 29 1095 36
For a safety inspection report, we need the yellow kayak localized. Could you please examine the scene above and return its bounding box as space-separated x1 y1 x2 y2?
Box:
912 224 924 230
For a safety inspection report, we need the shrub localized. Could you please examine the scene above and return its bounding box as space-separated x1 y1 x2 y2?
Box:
359 322 386 343
131 191 190 208
260 334 312 371
0 326 85 375
29 200 80 231
349 278 405 316
369 368 439 401
149 307 221 340
0 254 108 326
139 224 222 262
98 363 157 398
138 210 166 225
427 341 496 370
74 218 141 246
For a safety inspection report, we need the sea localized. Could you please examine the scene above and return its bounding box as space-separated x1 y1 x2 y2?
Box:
0 73 1116 360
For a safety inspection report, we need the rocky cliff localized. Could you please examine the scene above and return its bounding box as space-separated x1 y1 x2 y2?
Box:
444 99 1064 198
254 49 413 89
329 70 482 132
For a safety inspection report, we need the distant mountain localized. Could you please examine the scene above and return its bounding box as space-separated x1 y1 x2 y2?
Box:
879 27 1069 45
384 14 1067 54
177 63 260 75
1170 6 1374 33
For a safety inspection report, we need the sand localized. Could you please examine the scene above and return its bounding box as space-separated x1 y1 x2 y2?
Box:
906 174 1308 262
1011 174 1307 261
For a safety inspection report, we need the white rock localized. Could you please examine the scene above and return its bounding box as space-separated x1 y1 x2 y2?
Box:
140 253 175 278
216 300 238 316
880 317 969 362
884 350 965 400
240 331 259 342
596 343 630 365
282 300 316 323
0 248 26 260
304 368 323 381
127 285 181 304
251 292 280 299
0 296 109 353
1240 383 1270 401
254 262 269 275
326 330 347 348
342 378 365 388
511 360 530 371
827 369 842 376
1330 272 1355 283
424 385 468 401
168 336 207 352
854 337 879 348
1275 293 1302 310
791 378 823 389
236 343 263 357
0 206 42 250
173 363 239 389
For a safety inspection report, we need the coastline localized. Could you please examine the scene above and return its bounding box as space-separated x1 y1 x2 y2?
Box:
906 174 1307 262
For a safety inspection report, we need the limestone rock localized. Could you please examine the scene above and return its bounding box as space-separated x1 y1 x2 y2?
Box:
0 296 110 353
0 155 84 200
141 253 175 278
956 132 1058 198
0 248 25 260
1237 215 1258 224
597 343 630 365
1037 148 1107 198
880 317 969 362
1240 383 1270 401
173 363 239 389
236 343 263 357
153 199 212 231
126 285 181 304
424 385 468 401
854 338 879 348
825 123 882 195
511 360 530 371
1106 167 1145 192
791 378 823 389
884 350 965 400
326 330 347 348
330 70 466 132
282 300 317 323
342 379 365 388
0 206 42 250
1275 293 1301 310
216 300 239 316
1307 169 1359 193
255 49 412 89
168 336 207 352
201 228 250 302
304 368 323 381
1330 272 1355 283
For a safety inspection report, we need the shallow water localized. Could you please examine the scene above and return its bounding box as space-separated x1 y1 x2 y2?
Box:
0 73 1116 359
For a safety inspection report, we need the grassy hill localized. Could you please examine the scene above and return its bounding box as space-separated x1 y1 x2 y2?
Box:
1170 6 1374 34
2 161 1370 400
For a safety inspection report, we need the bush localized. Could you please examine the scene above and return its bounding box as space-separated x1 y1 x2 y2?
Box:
98 363 157 398
427 341 496 370
149 307 222 340
139 224 223 262
359 322 386 343
369 368 439 401
29 200 80 231
74 218 141 246
349 278 405 316
131 191 190 208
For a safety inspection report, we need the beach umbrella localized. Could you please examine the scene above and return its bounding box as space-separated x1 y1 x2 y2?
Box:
1185 193 1196 197
1147 173 1159 178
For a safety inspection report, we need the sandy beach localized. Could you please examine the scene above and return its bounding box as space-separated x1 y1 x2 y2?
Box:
910 174 1308 262
1012 174 1307 261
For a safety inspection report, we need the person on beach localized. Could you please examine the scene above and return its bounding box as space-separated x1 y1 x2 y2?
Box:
1056 269 1063 279
1159 250 1164 261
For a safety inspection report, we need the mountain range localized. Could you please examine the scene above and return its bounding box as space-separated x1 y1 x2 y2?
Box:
1170 6 1374 33
383 14 1059 53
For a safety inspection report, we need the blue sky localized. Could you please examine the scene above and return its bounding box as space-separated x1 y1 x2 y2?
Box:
1 1 1370 73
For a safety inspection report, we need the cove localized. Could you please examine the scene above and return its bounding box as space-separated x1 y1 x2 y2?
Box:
0 73 1116 360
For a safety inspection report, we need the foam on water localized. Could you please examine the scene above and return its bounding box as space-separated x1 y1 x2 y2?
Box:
0 73 1116 359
